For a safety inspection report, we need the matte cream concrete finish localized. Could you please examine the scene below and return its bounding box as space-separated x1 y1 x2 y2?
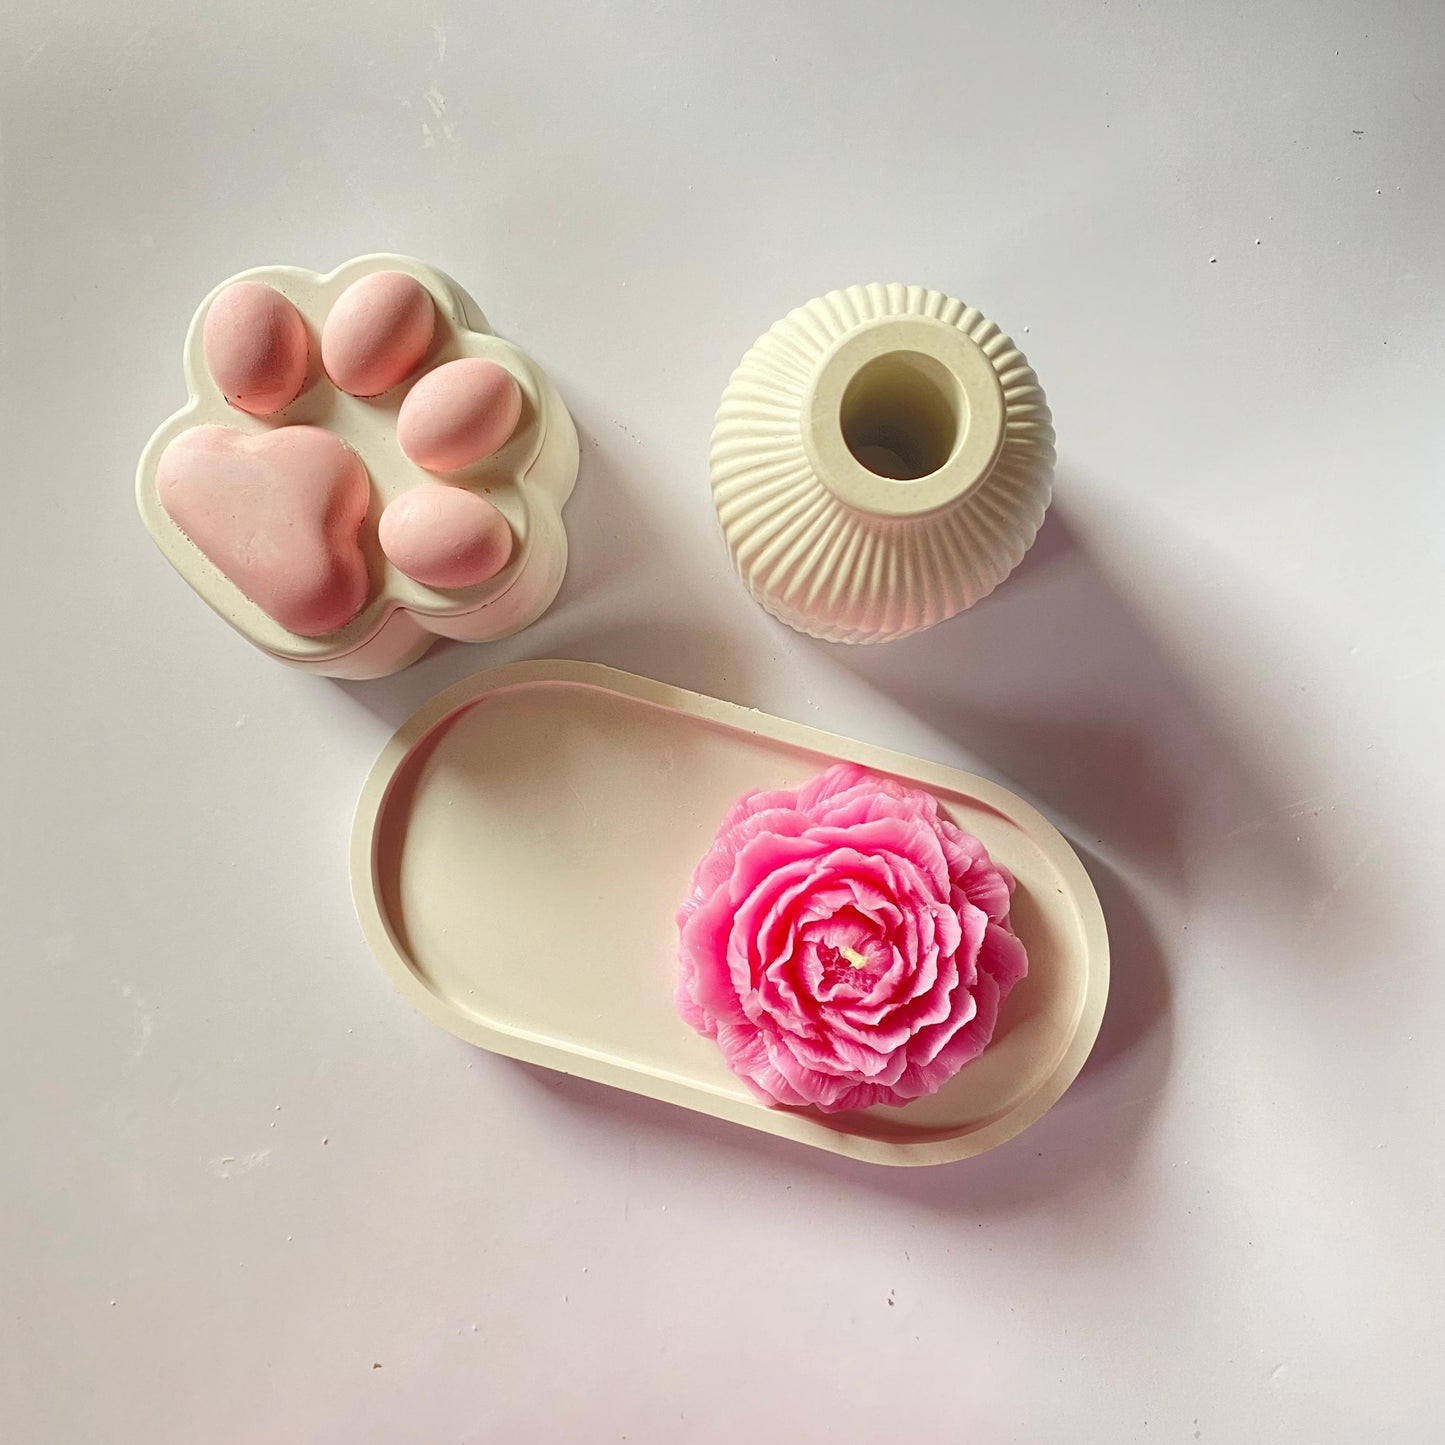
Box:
351 661 1108 1166
713 284 1054 643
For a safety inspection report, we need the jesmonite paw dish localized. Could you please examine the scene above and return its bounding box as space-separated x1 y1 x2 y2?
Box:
350 661 1108 1166
712 284 1055 645
137 254 580 679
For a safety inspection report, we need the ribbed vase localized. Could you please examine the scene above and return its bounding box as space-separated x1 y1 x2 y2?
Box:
711 284 1055 644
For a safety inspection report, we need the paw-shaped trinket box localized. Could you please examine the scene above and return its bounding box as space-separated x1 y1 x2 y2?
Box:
137 254 579 678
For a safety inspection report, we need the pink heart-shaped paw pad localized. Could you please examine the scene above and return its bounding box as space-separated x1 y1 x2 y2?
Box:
157 424 371 637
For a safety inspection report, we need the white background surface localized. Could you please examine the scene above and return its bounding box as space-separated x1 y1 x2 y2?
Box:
3 2 1443 1440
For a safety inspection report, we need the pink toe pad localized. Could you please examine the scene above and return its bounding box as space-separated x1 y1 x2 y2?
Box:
203 282 309 417
322 271 436 398
379 483 514 590
396 358 522 472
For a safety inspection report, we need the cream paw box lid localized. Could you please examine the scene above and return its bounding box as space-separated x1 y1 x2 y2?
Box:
136 254 580 680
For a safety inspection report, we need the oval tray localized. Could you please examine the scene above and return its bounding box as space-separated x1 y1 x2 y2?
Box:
350 661 1108 1166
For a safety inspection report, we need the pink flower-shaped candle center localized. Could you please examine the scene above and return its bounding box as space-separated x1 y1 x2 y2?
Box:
676 764 1027 1112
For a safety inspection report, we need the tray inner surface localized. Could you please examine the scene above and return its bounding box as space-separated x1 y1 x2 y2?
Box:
373 679 1091 1145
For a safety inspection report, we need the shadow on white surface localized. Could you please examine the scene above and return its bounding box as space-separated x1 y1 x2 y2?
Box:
328 402 748 726
1070 846 1171 1081
542 617 755 710
830 501 1336 921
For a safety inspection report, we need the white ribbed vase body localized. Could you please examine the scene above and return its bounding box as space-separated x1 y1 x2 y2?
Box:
711 284 1055 644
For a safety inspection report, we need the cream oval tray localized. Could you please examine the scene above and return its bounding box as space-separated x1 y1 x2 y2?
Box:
350 662 1108 1166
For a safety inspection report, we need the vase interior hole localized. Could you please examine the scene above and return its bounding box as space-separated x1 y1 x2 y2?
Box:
839 350 964 481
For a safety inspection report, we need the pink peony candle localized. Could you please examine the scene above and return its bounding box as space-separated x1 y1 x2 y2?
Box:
676 763 1027 1112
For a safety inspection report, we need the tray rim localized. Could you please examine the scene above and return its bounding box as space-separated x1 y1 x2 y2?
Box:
349 659 1110 1166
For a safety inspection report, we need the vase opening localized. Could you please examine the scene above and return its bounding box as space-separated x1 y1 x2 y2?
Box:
839 350 963 482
